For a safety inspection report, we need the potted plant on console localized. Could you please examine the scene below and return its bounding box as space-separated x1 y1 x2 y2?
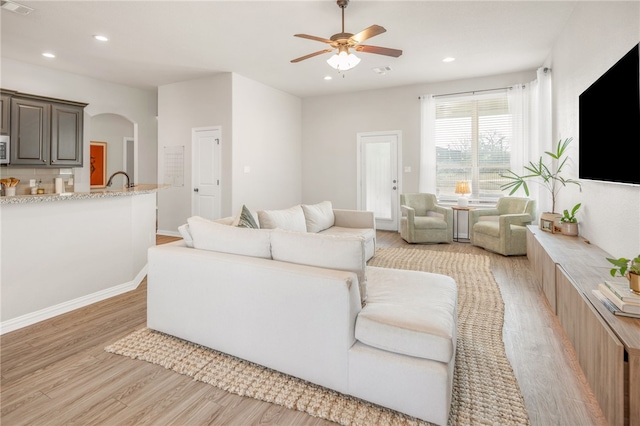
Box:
606 255 640 295
559 203 581 236
500 137 581 233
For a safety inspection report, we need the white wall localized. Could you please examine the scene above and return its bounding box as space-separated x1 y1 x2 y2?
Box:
549 1 640 257
157 72 301 234
231 73 302 212
1 59 158 190
157 73 233 235
301 71 536 209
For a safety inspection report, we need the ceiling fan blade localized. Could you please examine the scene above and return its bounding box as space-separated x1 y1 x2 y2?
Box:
291 49 334 63
350 25 386 43
355 44 403 57
294 34 333 44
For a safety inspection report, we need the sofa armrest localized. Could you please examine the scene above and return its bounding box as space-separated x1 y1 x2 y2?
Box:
333 209 375 229
470 208 500 227
499 213 534 228
400 205 415 221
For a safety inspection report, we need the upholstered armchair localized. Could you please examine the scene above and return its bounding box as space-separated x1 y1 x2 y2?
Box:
470 197 536 256
400 193 453 244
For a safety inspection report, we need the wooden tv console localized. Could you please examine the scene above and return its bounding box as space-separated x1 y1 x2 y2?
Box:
527 225 639 426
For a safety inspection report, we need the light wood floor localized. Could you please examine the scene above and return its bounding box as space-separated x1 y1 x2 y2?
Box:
1 232 607 426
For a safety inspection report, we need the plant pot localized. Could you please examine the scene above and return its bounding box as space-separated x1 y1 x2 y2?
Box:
561 222 579 236
628 272 640 295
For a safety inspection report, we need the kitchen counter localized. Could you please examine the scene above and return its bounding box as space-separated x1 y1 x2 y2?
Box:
0 184 168 205
1 186 163 333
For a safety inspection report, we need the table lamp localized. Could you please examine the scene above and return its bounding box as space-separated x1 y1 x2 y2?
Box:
455 181 471 207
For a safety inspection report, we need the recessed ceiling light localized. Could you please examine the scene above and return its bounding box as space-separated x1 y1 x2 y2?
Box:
93 35 109 42
443 57 456 63
324 75 333 81
42 52 56 58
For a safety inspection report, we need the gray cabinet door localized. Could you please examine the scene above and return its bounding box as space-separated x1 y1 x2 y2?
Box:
10 97 50 166
0 92 12 135
51 103 83 167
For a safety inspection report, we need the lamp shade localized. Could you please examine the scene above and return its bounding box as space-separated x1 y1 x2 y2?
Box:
454 181 471 195
327 51 361 71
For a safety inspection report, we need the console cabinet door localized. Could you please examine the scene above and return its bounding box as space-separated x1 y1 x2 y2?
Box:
556 266 625 426
10 97 50 166
51 103 83 167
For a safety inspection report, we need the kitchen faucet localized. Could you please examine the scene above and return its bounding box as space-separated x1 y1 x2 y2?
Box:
106 171 134 188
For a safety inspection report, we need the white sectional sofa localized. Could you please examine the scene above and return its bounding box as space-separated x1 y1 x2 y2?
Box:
149 202 458 425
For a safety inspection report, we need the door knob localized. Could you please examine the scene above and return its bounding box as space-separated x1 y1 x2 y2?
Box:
194 188 199 192
393 186 397 190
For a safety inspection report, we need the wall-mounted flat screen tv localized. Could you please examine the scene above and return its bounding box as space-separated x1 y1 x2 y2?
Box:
579 42 640 185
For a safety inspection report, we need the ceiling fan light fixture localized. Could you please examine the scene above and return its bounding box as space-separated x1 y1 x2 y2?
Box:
327 50 361 71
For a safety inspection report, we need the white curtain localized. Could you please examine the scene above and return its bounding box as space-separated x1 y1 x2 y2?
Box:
507 67 552 211
418 95 436 193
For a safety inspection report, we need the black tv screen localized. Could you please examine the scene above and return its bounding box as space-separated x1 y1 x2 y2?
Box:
579 42 640 185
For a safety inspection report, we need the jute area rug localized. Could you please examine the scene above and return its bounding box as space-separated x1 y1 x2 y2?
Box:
105 248 529 426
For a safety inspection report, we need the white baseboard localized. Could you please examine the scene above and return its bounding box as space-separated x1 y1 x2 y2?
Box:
0 265 148 335
157 229 180 237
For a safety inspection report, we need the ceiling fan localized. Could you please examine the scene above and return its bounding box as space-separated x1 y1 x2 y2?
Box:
291 0 402 71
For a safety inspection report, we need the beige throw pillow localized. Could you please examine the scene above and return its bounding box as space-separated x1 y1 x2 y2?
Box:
257 205 307 232
301 201 335 233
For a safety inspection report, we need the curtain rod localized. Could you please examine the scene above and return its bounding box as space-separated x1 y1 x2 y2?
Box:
419 67 552 99
418 87 510 100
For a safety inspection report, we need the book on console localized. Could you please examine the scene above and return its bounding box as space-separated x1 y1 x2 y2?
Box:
597 284 640 315
603 280 640 304
592 289 640 319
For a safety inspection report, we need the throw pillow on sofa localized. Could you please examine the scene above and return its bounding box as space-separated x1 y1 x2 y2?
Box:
257 205 307 232
187 216 272 259
270 229 368 304
236 205 259 229
301 201 335 233
178 224 194 247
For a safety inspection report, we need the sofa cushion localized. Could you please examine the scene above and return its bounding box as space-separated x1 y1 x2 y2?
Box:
258 205 307 232
236 205 259 229
356 266 457 363
178 224 194 247
187 216 272 259
270 229 368 303
319 226 376 261
301 201 335 233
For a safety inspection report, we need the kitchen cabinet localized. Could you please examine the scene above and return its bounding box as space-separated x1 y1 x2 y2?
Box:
8 91 87 167
0 90 15 135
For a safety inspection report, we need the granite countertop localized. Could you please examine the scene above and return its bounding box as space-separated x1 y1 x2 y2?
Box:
0 184 169 205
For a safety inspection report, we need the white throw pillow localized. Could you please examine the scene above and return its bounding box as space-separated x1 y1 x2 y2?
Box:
270 229 367 303
257 205 307 232
187 216 272 259
178 223 194 247
301 201 335 233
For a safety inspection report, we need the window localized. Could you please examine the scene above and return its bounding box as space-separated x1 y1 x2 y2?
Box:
432 93 512 202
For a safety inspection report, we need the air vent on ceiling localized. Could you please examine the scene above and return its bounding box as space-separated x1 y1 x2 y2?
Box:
372 66 393 75
1 0 34 15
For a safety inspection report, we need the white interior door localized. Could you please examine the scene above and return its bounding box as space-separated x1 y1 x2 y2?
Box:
192 127 221 220
357 131 401 231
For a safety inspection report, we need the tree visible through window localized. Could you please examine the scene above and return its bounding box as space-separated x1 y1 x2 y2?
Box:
435 94 511 202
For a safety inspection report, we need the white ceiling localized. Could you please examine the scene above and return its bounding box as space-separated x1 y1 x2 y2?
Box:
1 0 577 98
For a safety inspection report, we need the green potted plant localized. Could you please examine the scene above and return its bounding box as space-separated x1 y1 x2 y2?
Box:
500 137 581 233
606 255 640 295
559 203 580 236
